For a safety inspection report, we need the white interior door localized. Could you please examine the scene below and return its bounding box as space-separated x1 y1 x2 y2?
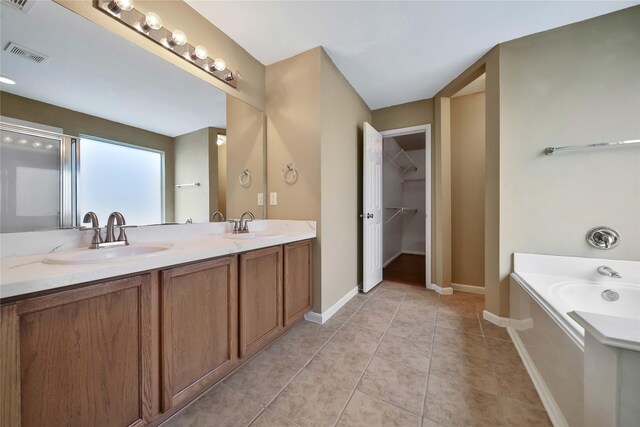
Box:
362 122 383 292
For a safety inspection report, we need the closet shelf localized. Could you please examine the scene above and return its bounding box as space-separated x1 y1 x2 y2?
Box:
384 207 417 224
402 178 425 182
384 150 417 175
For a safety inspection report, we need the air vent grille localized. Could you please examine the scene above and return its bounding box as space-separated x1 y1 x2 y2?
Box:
1 0 30 11
4 42 48 64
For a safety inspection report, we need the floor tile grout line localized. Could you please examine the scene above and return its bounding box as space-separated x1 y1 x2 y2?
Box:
241 292 378 427
330 291 408 426
419 294 440 426
239 317 351 427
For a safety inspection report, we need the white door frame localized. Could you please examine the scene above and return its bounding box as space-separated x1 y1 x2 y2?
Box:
380 124 432 289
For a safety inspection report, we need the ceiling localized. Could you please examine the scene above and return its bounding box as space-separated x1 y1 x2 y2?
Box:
186 0 638 109
386 133 425 152
0 0 226 137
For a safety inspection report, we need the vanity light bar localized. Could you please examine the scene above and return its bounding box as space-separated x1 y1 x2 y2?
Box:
99 0 238 88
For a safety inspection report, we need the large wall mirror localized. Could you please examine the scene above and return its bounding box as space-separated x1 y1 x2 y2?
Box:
0 0 265 233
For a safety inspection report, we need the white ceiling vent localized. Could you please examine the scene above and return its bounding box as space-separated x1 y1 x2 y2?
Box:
4 42 48 64
1 0 34 12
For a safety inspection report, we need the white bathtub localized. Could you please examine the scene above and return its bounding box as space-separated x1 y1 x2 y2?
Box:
511 253 640 347
510 253 640 427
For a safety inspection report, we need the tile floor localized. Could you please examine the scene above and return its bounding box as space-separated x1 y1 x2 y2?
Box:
164 282 552 427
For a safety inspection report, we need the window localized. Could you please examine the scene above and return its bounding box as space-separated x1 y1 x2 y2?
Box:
79 137 163 225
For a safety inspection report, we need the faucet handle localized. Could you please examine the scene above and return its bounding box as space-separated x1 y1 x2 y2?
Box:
79 226 103 247
228 219 239 232
116 225 137 243
242 219 253 231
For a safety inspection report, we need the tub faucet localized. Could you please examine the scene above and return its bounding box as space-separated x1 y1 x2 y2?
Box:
597 266 622 279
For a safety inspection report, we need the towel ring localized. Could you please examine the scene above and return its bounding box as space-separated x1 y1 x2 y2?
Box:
239 169 251 188
281 163 298 185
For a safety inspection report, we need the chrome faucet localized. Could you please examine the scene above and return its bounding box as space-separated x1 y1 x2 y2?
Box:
211 211 225 222
105 212 126 243
80 211 133 249
80 211 103 248
597 266 622 279
239 211 255 232
227 211 255 234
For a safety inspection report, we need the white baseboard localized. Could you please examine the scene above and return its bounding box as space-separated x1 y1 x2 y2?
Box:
451 283 485 294
508 327 570 427
428 283 453 295
401 250 426 256
383 250 426 267
482 310 511 327
304 286 359 324
383 251 403 268
483 310 533 330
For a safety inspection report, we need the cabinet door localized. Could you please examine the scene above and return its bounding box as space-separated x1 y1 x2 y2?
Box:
284 240 313 326
3 275 152 427
160 256 238 411
239 246 283 359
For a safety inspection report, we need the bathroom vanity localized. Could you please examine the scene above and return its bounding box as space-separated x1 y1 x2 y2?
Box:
0 222 314 427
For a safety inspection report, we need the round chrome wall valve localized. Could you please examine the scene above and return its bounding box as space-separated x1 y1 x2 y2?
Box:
586 226 620 250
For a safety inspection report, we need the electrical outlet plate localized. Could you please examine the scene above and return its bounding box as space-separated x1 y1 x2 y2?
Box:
270 192 277 206
258 193 264 206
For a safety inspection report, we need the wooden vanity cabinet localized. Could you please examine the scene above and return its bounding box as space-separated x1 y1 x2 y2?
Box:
284 240 313 326
159 256 238 412
0 275 152 427
239 246 283 359
0 240 313 427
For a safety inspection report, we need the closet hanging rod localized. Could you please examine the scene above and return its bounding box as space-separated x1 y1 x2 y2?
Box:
384 207 417 224
544 139 640 156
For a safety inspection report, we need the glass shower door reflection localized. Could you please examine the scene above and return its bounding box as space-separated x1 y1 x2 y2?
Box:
0 126 65 232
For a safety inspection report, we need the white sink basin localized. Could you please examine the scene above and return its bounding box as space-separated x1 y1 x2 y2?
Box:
223 232 285 240
42 243 175 265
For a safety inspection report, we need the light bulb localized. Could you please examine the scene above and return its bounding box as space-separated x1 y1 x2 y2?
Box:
0 76 16 85
18 139 27 145
192 45 208 61
217 136 226 146
45 144 54 150
106 0 133 15
139 12 162 33
168 30 187 47
2 136 12 143
32 142 42 148
210 58 226 72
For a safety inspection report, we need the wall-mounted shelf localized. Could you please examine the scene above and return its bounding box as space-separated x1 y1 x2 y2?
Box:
384 150 417 175
544 138 640 156
175 182 201 188
384 207 417 224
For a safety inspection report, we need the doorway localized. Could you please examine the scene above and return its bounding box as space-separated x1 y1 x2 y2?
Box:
382 126 430 287
361 123 431 292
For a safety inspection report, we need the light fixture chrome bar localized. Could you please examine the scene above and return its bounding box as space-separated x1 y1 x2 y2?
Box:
175 182 201 188
544 139 640 156
98 0 238 88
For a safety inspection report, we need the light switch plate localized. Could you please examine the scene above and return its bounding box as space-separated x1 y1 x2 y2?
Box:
270 192 277 206
257 193 264 206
